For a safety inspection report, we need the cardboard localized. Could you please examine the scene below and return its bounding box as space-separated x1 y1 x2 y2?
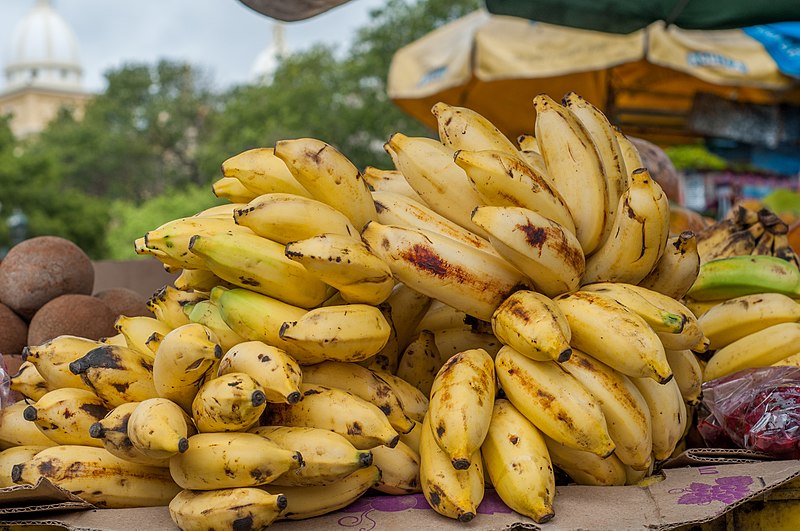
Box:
2 458 800 530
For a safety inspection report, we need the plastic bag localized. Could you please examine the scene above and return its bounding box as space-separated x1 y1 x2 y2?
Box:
0 355 12 410
699 366 800 458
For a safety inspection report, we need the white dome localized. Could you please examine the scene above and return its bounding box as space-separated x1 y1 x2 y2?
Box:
4 0 83 91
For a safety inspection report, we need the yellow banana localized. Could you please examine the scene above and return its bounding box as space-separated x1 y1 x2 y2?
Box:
152 322 223 412
264 383 400 450
212 176 260 203
169 432 302 490
400 418 423 454
454 148 576 235
10 361 50 401
471 205 585 296
534 93 607 254
147 286 208 329
192 202 245 219
221 147 312 197
23 387 108 447
22 335 101 392
414 300 468 335
114 315 172 358
362 166 426 204
556 291 672 383
0 401 57 449
396 330 443 397
580 282 686 334
217 340 302 404
773 352 800 367
377 371 429 423
559 350 653 470
100 333 128 346
11 445 180 508
638 230 701 300
419 411 484 522
544 436 627 486
371 440 421 494
582 168 670 285
434 327 502 362
433 102 519 155
631 376 686 461
362 221 528 322
274 138 377 231
666 349 704 405
233 192 359 245
169 488 287 531
0 445 51 488
613 126 644 175
262 465 381 520
491 290 572 362
192 372 266 432
127 397 196 460
285 233 395 305
703 322 800 382
134 236 183 272
173 267 231 292
68 344 158 407
382 282 432 351
495 345 614 456
188 231 330 308
251 426 373 486
89 402 170 467
185 299 246 352
481 399 555 523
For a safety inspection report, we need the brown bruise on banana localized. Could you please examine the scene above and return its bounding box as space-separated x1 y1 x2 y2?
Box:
517 220 583 271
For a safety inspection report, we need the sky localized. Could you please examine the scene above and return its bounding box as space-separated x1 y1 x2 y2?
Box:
0 0 387 93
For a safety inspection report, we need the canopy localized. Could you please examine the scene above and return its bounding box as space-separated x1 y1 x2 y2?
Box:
387 10 800 145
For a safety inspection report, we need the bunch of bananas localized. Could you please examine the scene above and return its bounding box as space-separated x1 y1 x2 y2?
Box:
3 92 725 528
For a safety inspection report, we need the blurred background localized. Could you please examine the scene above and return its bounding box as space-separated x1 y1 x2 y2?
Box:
0 0 798 262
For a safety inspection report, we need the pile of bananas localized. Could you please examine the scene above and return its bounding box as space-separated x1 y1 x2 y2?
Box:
1 93 720 529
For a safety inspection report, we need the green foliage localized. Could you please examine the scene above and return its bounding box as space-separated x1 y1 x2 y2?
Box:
664 144 728 171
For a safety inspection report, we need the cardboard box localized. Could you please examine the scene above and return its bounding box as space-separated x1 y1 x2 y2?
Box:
1 451 799 530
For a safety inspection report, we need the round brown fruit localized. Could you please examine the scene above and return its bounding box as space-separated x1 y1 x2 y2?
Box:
0 303 27 356
94 287 151 319
27 294 116 346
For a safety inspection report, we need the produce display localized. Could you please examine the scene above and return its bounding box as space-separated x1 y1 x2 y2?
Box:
1 92 799 529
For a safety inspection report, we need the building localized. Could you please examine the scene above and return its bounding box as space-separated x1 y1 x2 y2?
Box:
0 0 91 138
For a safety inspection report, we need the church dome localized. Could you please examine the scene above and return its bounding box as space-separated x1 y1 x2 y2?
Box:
4 0 83 91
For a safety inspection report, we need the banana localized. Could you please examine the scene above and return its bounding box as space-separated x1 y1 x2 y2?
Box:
370 441 421 494
613 126 644 176
11 445 181 508
534 93 607 254
582 168 670 285
517 149 552 189
773 352 800 367
700 223 764 264
382 282 432 351
23 388 108 447
400 418 423 454
454 148 577 236
89 402 170 467
68 344 158 407
173 268 233 292
100 333 128 346
638 230 701 299
697 292 800 350
517 133 539 152
419 411 484 522
433 102 519 155
147 286 208 329
666 349 703 405
362 166 426 203
153 322 223 412
556 291 672 383
264 383 400 450
0 445 50 488
211 286 308 359
544 436 627 486
221 147 312 198
251 426 373 486
134 236 184 272
10 361 50 401
686 255 800 301
22 335 102 392
482 399 555 522
169 432 303 490
302 361 414 434
0 401 57 449
212 176 260 203
114 315 172 358
774 233 800 269
580 282 686 334
564 92 629 245
127 397 196 460
279 304 392 364
169 488 287 531
376 372 429 423
144 216 254 270
396 330 443 397
372 190 499 256
624 457 656 486
491 290 572 362
559 350 652 470
471 205 585 296
631 376 686 461
285 233 395 305
217 340 302 404
433 327 502 362
233 192 359 245
274 138 377 231
495 345 614 456
414 300 468 334
262 465 381 520
185 299 247 352
703 322 800 382
193 202 245 219
192 372 266 432
385 133 489 238
188 231 330 308
362 221 529 322
427 349 495 469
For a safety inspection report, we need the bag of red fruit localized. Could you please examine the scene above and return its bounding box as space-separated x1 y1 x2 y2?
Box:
699 366 800 459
